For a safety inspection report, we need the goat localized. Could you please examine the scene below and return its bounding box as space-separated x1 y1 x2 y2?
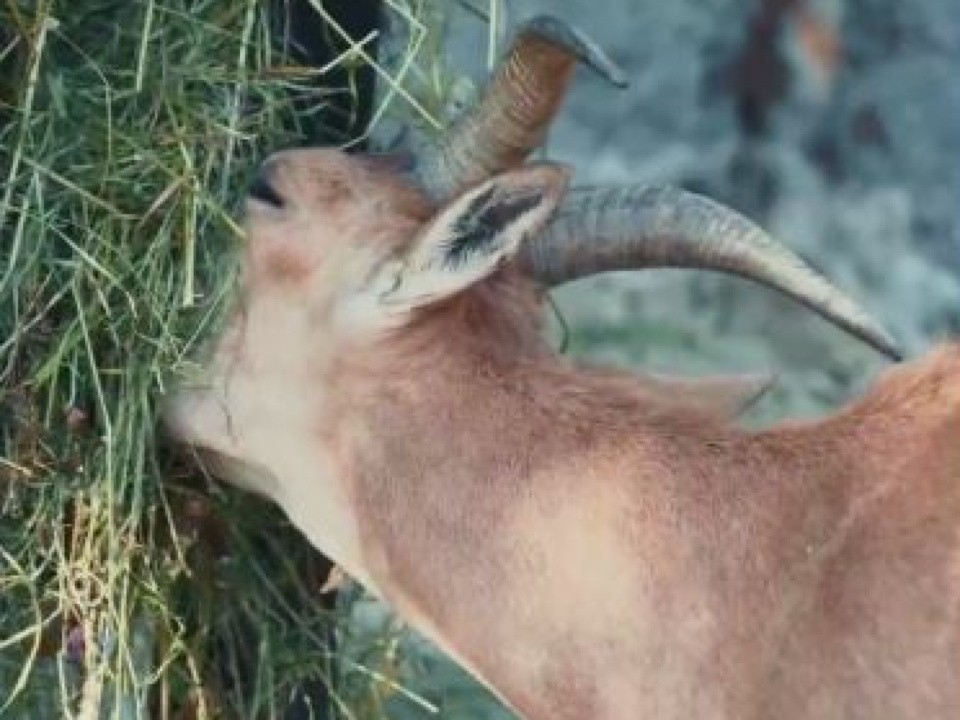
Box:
166 15 959 720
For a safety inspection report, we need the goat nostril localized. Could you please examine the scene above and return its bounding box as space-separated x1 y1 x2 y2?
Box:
248 172 285 209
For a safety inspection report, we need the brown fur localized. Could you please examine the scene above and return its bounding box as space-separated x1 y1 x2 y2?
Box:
169 149 960 719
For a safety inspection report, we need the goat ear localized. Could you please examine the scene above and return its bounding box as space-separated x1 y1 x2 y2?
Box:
374 163 570 311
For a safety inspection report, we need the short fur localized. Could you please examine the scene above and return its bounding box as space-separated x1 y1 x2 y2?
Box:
168 149 960 720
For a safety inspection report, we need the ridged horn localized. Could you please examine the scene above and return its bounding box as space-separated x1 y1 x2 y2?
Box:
417 15 627 200
519 185 902 360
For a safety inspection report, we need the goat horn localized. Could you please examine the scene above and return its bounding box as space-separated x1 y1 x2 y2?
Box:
519 185 903 360
417 15 627 200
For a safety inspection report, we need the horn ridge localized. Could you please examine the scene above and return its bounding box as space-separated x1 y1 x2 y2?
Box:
417 15 626 200
520 185 903 360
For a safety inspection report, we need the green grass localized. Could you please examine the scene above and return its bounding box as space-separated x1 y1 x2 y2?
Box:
0 1 488 716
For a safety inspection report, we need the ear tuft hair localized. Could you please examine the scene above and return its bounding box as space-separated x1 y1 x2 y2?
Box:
370 163 570 314
444 186 545 270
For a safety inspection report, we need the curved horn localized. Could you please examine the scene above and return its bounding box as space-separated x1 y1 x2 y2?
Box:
417 15 627 200
520 185 902 360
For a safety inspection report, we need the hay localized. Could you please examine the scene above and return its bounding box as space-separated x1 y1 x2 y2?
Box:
0 1 489 716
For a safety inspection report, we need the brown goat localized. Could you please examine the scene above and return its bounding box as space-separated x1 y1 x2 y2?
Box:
166 15 958 720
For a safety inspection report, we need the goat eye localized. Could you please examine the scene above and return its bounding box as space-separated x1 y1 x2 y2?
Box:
249 175 285 209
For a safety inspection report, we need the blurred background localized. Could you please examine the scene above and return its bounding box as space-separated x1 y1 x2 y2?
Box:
1 0 956 717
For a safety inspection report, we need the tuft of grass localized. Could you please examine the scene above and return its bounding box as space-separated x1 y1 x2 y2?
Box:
0 1 492 717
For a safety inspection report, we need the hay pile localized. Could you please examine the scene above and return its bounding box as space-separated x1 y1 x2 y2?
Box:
0 1 470 716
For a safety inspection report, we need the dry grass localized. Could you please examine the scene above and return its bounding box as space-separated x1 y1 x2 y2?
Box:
0 0 502 717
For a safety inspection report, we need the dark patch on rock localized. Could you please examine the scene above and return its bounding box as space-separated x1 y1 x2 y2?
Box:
724 0 798 138
850 105 890 148
805 131 846 185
